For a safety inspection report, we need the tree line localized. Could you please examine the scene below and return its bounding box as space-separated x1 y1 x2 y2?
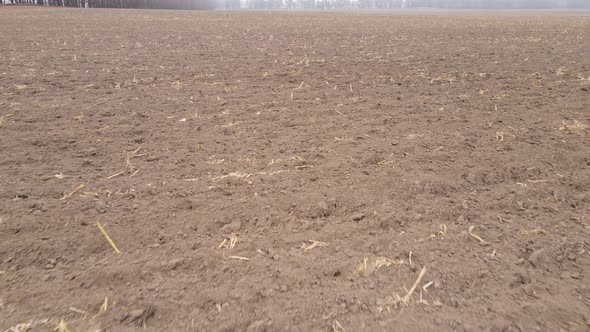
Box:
0 0 216 8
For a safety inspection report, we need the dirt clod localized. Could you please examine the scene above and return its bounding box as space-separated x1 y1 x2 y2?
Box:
177 199 195 210
122 306 155 327
351 213 365 221
164 258 185 271
314 201 331 218
221 221 242 233
434 279 442 290
528 249 547 268
93 200 108 214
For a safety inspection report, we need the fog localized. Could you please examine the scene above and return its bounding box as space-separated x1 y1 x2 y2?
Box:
229 0 590 9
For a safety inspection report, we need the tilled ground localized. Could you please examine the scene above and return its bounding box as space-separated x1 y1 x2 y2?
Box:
0 7 589 331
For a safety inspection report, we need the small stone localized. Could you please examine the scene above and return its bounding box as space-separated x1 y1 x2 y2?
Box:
456 215 465 223
165 258 185 270
465 172 478 184
516 258 525 265
528 249 546 268
351 213 365 221
567 253 576 261
45 260 56 270
458 231 469 240
221 221 242 233
316 201 328 211
272 255 280 261
119 313 130 322
42 274 52 281
246 320 268 332
93 200 108 214
124 306 155 326
145 187 157 196
433 279 442 290
511 273 531 287
128 309 145 321
280 285 288 292
570 272 580 279
177 199 194 210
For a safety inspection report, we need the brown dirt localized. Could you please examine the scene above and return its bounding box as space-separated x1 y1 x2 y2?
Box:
1 7 589 332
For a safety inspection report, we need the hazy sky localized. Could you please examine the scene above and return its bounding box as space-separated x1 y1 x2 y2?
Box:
234 0 590 10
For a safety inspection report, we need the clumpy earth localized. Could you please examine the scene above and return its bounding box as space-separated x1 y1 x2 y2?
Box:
0 6 589 331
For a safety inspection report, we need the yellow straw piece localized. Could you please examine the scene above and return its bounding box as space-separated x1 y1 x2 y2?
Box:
218 238 227 249
468 226 485 243
60 183 85 200
57 320 71 332
94 296 108 318
97 222 121 254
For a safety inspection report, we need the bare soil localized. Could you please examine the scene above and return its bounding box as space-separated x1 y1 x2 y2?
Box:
1 7 589 332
